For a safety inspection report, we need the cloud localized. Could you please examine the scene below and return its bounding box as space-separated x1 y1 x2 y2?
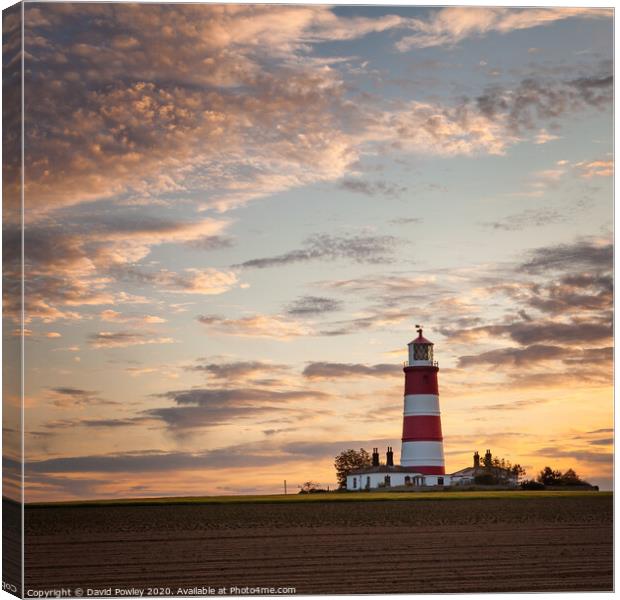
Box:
521 240 612 273
44 417 150 430
459 345 612 379
19 4 611 228
526 273 612 315
22 5 381 215
318 309 411 337
318 274 439 297
183 235 235 251
396 7 611 50
590 438 613 446
536 446 612 465
235 233 400 269
450 320 611 347
533 129 560 144
149 387 329 429
473 398 550 412
339 179 407 198
587 428 614 435
24 435 379 476
280 439 394 459
189 361 289 381
25 448 287 474
125 365 179 380
389 217 423 226
373 99 514 156
561 346 613 366
432 237 612 392
475 67 612 135
47 387 119 408
100 309 166 325
4 215 231 322
458 345 566 368
117 266 239 295
197 314 310 339
482 207 565 231
88 331 175 349
286 296 343 316
574 159 613 179
303 362 399 379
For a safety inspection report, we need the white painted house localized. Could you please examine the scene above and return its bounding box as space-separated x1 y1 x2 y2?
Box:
346 463 451 491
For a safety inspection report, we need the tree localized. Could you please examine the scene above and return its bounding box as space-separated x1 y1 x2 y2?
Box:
560 468 589 486
334 448 371 489
299 481 321 494
511 464 526 483
537 466 563 486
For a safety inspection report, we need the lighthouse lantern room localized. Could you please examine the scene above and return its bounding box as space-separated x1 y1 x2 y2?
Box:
407 325 435 365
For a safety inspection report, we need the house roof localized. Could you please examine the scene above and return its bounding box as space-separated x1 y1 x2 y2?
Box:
450 466 517 477
450 467 479 477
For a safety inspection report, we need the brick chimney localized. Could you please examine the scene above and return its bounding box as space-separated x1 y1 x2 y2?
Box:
372 447 379 467
386 446 394 467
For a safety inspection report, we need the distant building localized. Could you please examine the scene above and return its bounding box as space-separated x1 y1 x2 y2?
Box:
449 450 518 486
346 329 518 490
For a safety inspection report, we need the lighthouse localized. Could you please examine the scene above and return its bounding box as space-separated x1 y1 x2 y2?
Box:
344 325 521 490
400 326 445 474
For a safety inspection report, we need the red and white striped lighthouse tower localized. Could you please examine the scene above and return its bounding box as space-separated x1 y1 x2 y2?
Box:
400 326 445 475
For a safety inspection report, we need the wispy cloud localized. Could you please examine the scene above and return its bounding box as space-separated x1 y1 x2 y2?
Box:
574 159 613 179
303 362 399 380
189 361 290 381
149 387 329 430
286 296 343 316
475 67 612 135
396 7 611 50
235 234 400 269
339 178 407 198
197 314 310 339
521 239 612 273
482 207 565 231
99 310 167 325
47 387 119 408
116 266 240 295
88 331 175 349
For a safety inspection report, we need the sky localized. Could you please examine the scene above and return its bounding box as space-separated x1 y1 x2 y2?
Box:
2 3 613 501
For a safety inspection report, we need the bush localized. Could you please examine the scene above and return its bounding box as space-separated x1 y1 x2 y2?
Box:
520 480 545 490
474 473 498 485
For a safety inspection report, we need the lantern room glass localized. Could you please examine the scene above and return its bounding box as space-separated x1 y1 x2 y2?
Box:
413 343 433 362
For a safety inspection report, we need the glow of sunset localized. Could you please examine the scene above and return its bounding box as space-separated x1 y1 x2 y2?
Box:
2 4 612 501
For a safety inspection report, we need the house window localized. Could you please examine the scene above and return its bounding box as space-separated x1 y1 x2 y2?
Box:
366 476 370 489
384 475 391 487
438 477 444 485
353 477 357 489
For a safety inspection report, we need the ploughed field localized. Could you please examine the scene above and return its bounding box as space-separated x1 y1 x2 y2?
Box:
24 494 612 594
